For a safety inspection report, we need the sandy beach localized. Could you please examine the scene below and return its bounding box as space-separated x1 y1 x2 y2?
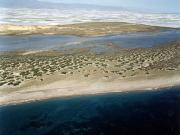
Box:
0 74 180 106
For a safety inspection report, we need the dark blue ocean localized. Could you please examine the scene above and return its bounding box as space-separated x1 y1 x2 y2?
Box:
0 87 180 135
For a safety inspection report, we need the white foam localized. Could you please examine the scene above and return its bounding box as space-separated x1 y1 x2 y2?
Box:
0 8 180 28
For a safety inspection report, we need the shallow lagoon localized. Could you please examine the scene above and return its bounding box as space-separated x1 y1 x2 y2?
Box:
0 30 180 52
0 87 179 135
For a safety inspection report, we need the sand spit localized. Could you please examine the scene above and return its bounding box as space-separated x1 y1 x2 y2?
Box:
0 74 180 106
0 33 179 106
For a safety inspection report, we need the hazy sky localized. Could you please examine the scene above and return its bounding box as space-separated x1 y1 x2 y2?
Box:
39 0 180 13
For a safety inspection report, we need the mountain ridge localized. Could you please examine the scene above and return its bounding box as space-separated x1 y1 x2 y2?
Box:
0 0 125 10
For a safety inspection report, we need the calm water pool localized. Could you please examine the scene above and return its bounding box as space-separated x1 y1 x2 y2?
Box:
0 30 180 52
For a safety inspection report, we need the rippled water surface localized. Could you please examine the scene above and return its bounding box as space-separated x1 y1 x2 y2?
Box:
0 87 179 135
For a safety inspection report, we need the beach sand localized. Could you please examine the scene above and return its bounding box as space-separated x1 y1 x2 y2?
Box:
0 74 180 106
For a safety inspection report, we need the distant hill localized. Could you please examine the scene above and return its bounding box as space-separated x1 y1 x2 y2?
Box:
0 0 124 10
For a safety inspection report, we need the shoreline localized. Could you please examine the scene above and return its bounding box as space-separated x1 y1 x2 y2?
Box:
0 75 180 106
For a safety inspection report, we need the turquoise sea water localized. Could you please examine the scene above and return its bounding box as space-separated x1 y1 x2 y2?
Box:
0 87 179 135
